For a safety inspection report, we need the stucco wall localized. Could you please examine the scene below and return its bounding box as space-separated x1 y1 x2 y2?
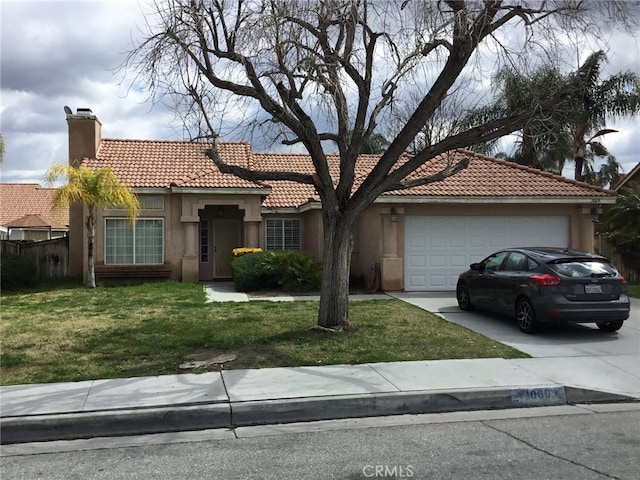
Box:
353 202 597 291
81 194 597 289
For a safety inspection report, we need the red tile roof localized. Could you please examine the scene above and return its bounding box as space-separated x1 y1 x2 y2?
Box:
0 183 69 227
5 214 67 229
387 150 614 198
81 140 614 209
84 140 265 189
251 150 613 207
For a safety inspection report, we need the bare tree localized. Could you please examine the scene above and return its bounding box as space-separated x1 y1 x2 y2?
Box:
125 0 638 330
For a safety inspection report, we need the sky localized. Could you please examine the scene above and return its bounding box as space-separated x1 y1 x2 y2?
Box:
1 0 639 186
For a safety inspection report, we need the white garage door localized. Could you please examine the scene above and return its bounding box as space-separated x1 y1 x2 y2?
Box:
404 215 569 291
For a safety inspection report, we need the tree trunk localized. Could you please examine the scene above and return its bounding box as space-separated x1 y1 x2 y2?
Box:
86 214 96 288
317 212 355 330
574 136 587 182
574 155 585 182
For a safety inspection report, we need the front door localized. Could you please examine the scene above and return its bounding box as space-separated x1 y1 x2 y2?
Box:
213 219 241 278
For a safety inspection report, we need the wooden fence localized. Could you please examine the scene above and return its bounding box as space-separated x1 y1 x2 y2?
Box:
1 237 69 283
595 234 640 284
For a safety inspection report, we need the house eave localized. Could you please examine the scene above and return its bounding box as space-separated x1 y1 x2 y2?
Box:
169 187 271 195
374 195 618 205
261 202 322 214
261 207 301 214
132 188 171 195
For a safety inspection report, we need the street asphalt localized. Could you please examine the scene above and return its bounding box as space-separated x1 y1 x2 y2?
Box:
1 284 638 445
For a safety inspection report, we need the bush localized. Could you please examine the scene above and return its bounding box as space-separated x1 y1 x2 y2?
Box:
260 251 322 293
231 251 269 292
1 254 39 291
231 250 323 293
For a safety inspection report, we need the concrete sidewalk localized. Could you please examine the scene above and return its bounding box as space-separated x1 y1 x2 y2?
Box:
1 285 638 445
203 281 391 302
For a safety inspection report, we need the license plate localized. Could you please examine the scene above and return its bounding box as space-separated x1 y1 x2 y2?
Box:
585 284 602 294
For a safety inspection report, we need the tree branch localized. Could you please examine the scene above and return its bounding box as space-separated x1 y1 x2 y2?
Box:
205 148 315 184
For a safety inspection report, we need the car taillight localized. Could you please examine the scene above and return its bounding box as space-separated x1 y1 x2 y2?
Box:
621 276 628 285
531 273 561 286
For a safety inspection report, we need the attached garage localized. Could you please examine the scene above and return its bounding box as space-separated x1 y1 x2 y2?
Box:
404 215 569 291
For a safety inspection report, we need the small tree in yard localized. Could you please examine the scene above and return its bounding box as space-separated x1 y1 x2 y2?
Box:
125 0 637 330
46 165 139 288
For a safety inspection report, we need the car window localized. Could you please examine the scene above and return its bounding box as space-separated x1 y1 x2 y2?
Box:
502 252 527 271
547 259 618 278
527 257 540 271
482 251 509 272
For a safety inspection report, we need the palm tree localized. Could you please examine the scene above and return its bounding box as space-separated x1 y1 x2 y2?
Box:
46 164 139 288
469 52 640 182
582 155 623 188
569 51 640 181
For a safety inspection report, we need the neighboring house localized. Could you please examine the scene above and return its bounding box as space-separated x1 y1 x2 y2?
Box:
612 162 640 192
66 109 616 291
0 184 69 241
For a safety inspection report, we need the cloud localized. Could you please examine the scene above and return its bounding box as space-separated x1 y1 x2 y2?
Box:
1 0 638 186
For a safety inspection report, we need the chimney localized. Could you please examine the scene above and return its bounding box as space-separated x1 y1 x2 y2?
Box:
66 107 102 168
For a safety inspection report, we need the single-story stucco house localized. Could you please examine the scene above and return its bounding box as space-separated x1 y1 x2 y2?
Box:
0 183 69 241
66 108 616 291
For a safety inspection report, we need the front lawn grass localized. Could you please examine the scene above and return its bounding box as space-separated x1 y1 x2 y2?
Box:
0 282 528 386
627 284 640 298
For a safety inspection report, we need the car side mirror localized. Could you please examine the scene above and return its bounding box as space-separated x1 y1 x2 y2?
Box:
470 263 483 271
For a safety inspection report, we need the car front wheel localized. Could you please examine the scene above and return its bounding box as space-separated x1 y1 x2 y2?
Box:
596 320 624 332
516 297 538 334
456 282 473 311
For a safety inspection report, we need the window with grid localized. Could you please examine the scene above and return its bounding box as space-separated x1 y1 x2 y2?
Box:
139 195 164 211
200 219 209 262
105 218 164 265
266 219 301 251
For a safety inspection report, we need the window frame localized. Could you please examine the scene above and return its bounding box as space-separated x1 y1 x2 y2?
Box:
104 217 165 265
200 219 209 263
139 195 165 211
265 218 302 251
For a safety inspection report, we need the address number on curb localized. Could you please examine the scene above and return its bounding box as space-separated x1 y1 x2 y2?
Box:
511 386 566 405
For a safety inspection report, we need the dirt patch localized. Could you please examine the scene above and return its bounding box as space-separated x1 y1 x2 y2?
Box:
179 349 238 370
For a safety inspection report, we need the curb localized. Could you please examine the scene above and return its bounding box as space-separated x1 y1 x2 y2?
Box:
1 386 635 445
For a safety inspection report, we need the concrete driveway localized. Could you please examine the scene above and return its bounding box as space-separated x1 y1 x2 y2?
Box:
391 292 640 397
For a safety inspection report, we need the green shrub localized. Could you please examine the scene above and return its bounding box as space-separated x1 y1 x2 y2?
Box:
1 254 39 291
231 251 269 292
231 250 323 293
261 251 322 293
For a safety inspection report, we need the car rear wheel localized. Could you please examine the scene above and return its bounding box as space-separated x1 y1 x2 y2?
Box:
456 282 473 311
596 320 624 332
516 297 538 334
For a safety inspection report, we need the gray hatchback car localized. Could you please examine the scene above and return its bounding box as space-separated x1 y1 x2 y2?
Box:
456 247 630 334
